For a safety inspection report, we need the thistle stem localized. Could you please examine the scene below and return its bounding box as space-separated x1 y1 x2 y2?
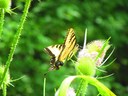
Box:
76 79 88 96
0 0 32 87
3 83 7 96
0 8 5 39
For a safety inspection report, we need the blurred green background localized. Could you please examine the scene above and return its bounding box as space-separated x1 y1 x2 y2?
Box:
0 0 128 96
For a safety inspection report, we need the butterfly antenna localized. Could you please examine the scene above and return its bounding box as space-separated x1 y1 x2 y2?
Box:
43 67 55 76
43 70 51 76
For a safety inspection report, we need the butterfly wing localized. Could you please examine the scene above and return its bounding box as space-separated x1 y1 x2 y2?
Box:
44 28 78 70
58 28 78 61
44 44 64 59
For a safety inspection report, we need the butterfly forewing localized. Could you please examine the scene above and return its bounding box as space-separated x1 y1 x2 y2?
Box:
59 28 77 61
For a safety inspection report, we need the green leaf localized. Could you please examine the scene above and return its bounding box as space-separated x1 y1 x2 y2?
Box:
58 75 116 96
58 76 76 96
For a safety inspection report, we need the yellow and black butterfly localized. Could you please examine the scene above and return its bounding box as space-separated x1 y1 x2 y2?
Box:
44 28 79 70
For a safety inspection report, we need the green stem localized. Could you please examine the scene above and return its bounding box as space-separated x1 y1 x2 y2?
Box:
0 8 5 39
3 83 7 96
76 79 88 96
0 0 32 87
76 79 83 96
43 78 46 96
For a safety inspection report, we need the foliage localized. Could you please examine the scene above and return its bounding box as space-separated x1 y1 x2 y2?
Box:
0 0 128 96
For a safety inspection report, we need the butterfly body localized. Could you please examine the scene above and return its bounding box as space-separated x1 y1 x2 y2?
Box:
44 44 65 70
44 28 78 70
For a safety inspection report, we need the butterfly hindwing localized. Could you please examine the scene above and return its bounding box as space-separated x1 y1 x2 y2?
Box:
44 44 64 59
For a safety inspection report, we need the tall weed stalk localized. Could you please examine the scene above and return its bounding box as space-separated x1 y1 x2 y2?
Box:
0 0 32 95
0 9 4 39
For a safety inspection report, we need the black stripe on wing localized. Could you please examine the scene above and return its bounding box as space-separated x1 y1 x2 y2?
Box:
44 48 55 57
44 44 64 57
64 28 75 45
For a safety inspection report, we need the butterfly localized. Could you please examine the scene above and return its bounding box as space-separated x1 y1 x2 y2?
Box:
44 28 79 70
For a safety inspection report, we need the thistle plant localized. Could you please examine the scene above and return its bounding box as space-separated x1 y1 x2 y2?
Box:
0 0 32 96
56 29 116 96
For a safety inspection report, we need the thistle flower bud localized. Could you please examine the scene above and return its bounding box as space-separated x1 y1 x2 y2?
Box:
0 0 11 13
76 30 96 76
87 40 110 66
76 30 110 76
